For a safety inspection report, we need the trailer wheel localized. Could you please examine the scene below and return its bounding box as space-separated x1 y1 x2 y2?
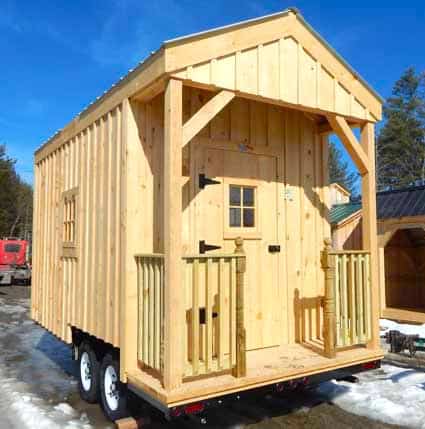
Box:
99 353 129 421
78 342 100 403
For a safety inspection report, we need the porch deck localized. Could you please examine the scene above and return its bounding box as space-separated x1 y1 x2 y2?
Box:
127 344 383 407
383 306 425 324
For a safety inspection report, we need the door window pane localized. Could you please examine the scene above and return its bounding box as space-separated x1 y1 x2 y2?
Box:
229 185 255 228
230 208 241 227
229 186 241 205
243 188 254 207
243 208 255 227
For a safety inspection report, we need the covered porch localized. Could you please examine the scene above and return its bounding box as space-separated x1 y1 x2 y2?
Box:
120 8 383 407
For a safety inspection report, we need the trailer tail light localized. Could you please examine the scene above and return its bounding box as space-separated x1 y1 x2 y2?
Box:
184 402 205 415
362 360 380 370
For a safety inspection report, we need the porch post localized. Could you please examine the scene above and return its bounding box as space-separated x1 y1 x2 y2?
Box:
360 122 380 350
163 78 183 390
322 238 336 358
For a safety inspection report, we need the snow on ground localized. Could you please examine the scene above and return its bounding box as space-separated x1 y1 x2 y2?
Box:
0 296 98 429
318 364 425 429
380 319 425 338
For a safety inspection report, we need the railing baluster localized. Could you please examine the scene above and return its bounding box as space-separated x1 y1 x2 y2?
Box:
143 258 149 364
230 257 237 367
192 259 200 376
206 258 213 372
341 254 348 346
349 254 357 346
357 255 365 343
154 259 161 371
137 259 143 363
364 254 372 341
218 257 225 370
334 255 341 347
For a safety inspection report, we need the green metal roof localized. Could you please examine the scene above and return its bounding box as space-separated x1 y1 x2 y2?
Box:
330 202 362 225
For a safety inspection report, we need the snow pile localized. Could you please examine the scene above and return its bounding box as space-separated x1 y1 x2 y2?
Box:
0 367 92 429
380 319 425 338
318 364 425 428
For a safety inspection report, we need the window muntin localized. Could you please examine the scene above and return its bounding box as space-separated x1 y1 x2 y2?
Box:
229 185 256 228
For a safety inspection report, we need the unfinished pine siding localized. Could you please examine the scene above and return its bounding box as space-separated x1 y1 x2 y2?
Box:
32 106 124 346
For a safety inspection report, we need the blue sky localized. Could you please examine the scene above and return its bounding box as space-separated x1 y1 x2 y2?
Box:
1 0 424 185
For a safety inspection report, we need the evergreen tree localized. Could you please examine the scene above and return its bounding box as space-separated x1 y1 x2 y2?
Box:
377 67 425 190
0 144 33 238
328 140 358 196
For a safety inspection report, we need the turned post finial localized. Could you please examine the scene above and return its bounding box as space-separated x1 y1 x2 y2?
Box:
234 236 244 254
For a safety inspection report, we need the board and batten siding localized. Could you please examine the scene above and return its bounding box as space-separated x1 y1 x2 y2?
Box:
32 105 125 347
177 87 330 346
172 36 372 122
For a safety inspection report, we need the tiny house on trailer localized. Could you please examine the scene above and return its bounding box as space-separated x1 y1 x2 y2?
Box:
32 9 384 422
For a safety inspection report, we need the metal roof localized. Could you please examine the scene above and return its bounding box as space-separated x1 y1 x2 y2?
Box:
377 185 425 220
330 202 362 225
331 186 425 224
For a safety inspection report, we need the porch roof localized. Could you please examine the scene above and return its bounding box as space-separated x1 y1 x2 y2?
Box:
36 8 382 162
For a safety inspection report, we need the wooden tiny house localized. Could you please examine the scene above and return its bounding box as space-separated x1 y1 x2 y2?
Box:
32 9 384 420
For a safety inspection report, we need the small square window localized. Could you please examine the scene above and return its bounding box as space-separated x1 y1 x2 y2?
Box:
62 188 78 247
229 185 256 228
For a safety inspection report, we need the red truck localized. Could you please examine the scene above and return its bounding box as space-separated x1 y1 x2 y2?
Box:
0 238 31 286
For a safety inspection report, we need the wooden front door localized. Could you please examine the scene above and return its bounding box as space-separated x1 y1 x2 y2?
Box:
196 147 282 350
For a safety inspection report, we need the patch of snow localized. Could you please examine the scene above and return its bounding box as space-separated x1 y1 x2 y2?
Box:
0 303 27 314
380 319 425 338
318 364 425 428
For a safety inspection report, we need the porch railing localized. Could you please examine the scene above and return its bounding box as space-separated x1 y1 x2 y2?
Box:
183 238 246 378
135 238 247 382
322 239 372 357
135 254 164 373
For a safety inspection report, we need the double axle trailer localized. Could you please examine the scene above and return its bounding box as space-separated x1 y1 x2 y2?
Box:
32 8 384 422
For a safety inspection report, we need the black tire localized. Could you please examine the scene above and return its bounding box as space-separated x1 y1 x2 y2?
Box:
99 353 129 421
78 341 100 403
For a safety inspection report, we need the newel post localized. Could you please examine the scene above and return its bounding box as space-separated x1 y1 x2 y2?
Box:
233 237 247 377
321 238 337 358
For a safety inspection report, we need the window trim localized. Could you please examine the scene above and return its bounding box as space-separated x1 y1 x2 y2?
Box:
61 187 79 258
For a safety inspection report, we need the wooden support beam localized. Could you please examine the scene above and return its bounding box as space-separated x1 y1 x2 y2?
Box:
182 90 235 147
326 115 370 175
163 78 183 390
360 122 380 350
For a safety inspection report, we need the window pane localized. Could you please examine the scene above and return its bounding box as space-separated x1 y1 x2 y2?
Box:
230 208 241 227
4 244 20 253
243 208 255 227
229 186 241 206
243 187 254 207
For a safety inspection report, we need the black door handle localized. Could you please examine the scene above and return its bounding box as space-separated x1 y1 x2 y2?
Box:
199 240 221 254
268 245 281 253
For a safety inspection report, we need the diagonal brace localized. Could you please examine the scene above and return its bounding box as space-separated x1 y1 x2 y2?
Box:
326 115 370 175
182 90 235 147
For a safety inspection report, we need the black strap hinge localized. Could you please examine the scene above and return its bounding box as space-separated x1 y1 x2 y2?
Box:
199 173 220 189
